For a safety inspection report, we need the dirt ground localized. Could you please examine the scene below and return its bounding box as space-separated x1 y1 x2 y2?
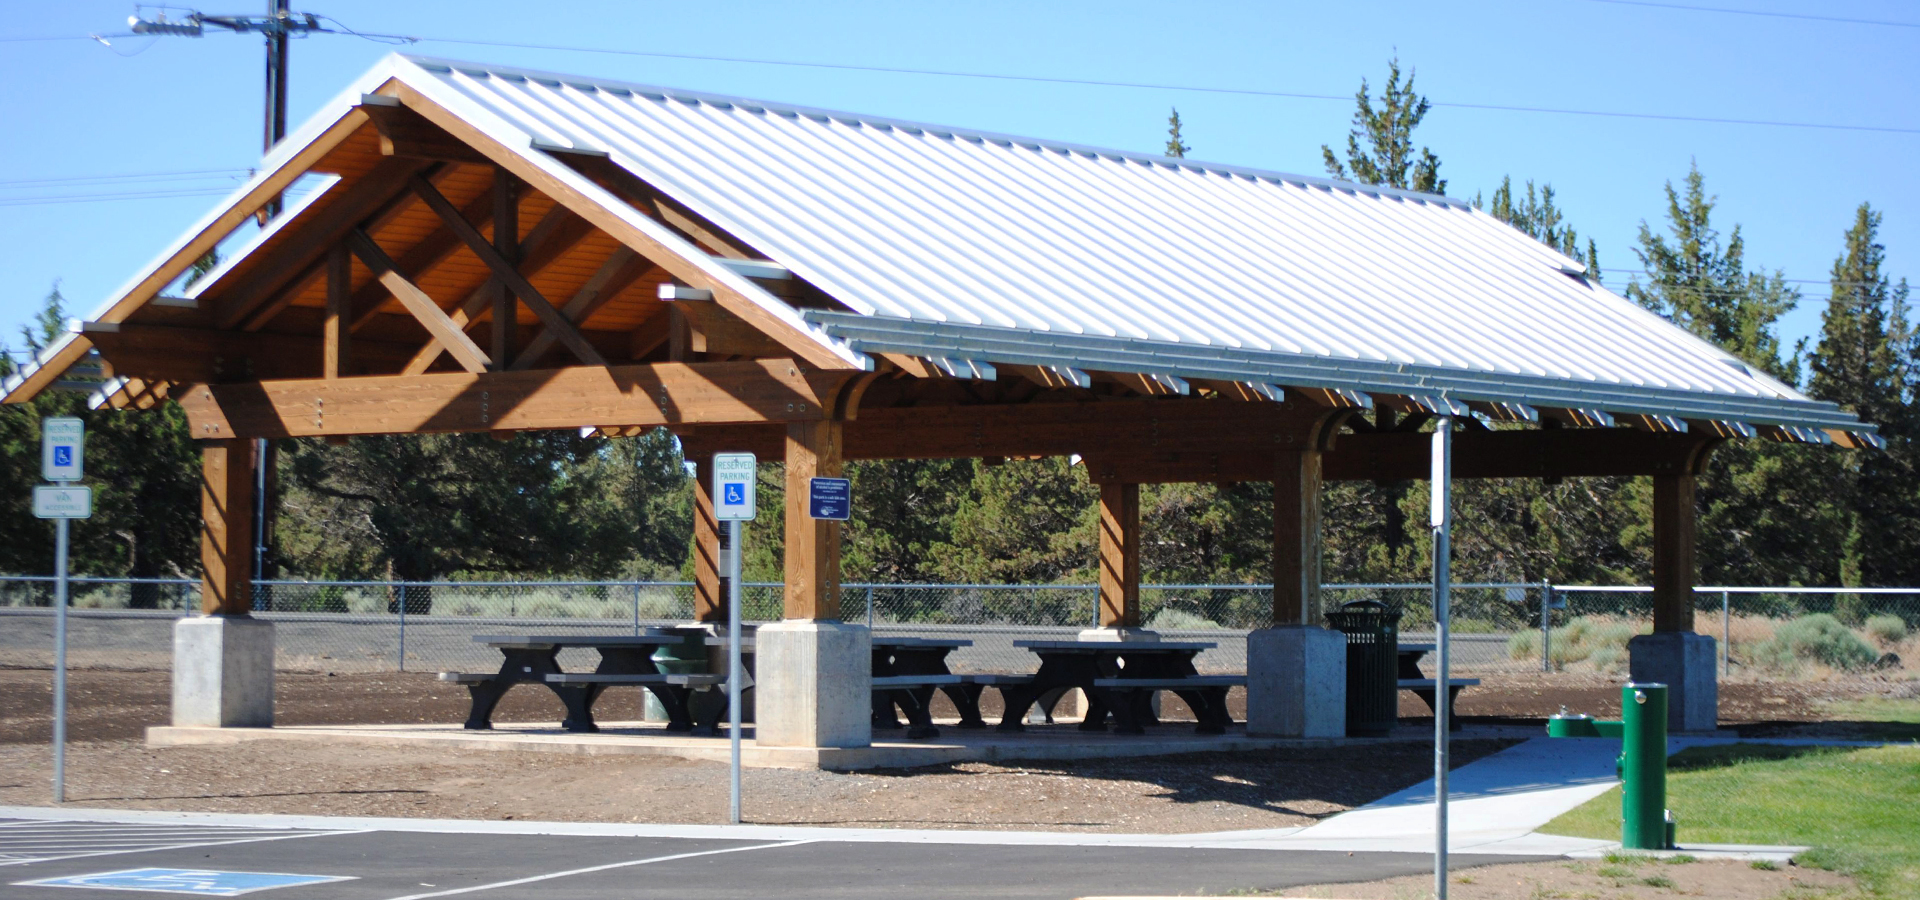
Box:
1262 855 1856 900
0 666 1904 833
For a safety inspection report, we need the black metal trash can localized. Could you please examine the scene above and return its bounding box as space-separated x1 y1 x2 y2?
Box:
1325 599 1401 737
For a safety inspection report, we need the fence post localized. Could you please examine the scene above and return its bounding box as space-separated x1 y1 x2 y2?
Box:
397 581 407 673
1540 583 1553 673
633 581 642 636
866 585 876 629
1728 591 1743 675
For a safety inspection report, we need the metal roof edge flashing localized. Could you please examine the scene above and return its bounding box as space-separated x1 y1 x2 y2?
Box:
805 311 1870 433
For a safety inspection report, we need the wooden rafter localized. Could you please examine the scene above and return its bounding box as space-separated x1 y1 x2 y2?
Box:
345 228 491 374
407 173 606 367
489 169 518 367
399 204 589 375
344 170 499 332
386 81 858 371
511 248 651 370
213 158 431 330
323 245 350 378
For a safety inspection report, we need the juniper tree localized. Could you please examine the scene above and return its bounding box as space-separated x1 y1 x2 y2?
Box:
1321 57 1445 194
1165 107 1190 158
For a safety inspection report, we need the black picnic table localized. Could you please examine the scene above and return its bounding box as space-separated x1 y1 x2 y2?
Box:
1395 642 1477 728
994 640 1229 735
443 634 721 734
871 637 984 735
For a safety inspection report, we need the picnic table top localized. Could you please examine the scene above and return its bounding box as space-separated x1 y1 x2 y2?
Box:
1399 643 1436 653
472 634 682 649
1011 639 1217 652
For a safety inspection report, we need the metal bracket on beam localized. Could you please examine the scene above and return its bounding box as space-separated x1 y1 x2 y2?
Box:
926 357 997 380
1623 413 1689 434
1468 400 1539 423
1688 419 1757 440
659 284 715 301
712 258 791 280
1542 407 1617 428
1760 424 1833 445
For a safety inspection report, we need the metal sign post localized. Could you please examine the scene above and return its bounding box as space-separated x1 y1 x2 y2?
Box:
712 452 757 825
1430 417 1454 900
38 417 88 805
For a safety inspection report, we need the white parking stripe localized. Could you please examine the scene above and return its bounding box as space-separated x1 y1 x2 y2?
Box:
381 840 815 900
0 821 360 867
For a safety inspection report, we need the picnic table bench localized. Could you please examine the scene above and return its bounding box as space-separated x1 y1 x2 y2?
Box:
1396 643 1479 729
439 634 726 734
997 640 1233 735
871 637 979 739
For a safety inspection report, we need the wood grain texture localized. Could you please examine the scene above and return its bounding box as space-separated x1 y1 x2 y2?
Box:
199 439 254 615
783 419 843 620
1098 482 1141 628
1272 449 1324 627
1652 473 1698 633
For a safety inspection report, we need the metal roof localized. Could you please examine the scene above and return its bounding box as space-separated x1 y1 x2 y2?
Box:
390 55 1861 434
6 53 1869 438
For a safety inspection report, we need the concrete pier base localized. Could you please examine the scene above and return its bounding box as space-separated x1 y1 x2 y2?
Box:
172 615 274 728
1245 625 1345 738
1629 631 1718 732
753 620 869 748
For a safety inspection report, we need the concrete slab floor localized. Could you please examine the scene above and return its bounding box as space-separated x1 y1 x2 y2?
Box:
146 719 1547 770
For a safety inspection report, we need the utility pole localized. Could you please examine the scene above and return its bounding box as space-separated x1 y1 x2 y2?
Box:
131 2 327 598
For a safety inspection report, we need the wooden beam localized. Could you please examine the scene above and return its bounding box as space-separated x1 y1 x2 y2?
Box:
346 177 502 332
214 157 429 330
408 173 606 366
563 155 756 259
673 299 792 358
240 260 323 332
511 248 651 370
490 169 519 369
1272 448 1324 626
391 82 858 371
1652 473 1697 633
1086 428 1720 484
200 439 254 615
346 228 492 374
847 398 1336 463
397 204 588 373
323 244 350 378
1097 482 1141 628
690 451 724 623
81 322 413 383
784 419 844 619
174 359 854 440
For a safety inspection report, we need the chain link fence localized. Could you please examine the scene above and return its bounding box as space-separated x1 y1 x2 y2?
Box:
2 576 1915 681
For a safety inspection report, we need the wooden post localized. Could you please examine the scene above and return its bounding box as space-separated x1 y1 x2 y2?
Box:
783 419 843 620
1098 482 1141 627
199 439 255 616
1272 448 1324 626
489 169 519 368
691 451 725 623
1652 473 1697 633
323 244 350 378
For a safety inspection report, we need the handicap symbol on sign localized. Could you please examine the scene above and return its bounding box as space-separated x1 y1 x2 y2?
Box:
14 867 357 896
724 483 746 504
52 446 72 467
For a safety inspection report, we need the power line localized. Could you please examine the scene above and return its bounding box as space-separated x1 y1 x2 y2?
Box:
0 168 251 188
9 26 1918 136
397 34 1920 136
1575 0 1920 29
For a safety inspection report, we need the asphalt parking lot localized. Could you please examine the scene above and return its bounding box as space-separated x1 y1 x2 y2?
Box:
1 817 1529 899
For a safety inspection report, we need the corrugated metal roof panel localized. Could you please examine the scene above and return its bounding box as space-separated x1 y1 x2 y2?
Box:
391 55 1857 431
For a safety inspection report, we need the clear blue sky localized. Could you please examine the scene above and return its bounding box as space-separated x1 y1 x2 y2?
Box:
3 0 1914 369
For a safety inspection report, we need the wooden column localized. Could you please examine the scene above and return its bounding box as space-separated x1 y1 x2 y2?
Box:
199 439 255 616
1272 448 1325 626
783 419 843 620
1097 482 1141 627
690 451 725 623
489 170 519 368
322 244 350 378
1652 473 1698 633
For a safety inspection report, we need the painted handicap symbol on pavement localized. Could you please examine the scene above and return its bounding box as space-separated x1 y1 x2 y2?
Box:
15 867 356 896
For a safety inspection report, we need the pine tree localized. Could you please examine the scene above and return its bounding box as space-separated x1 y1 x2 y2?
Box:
1321 57 1445 194
1165 108 1190 158
1478 176 1601 276
1808 203 1919 586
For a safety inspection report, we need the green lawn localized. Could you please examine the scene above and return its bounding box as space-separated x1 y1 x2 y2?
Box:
1543 742 1920 899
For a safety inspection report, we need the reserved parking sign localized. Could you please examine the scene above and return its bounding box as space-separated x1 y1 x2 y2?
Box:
712 453 757 521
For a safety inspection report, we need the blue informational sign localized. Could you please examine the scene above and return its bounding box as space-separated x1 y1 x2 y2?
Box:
808 477 851 520
15 868 356 896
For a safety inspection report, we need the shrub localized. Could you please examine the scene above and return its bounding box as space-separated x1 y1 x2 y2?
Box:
1146 607 1221 631
1512 616 1641 670
1749 614 1878 672
1865 614 1908 647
